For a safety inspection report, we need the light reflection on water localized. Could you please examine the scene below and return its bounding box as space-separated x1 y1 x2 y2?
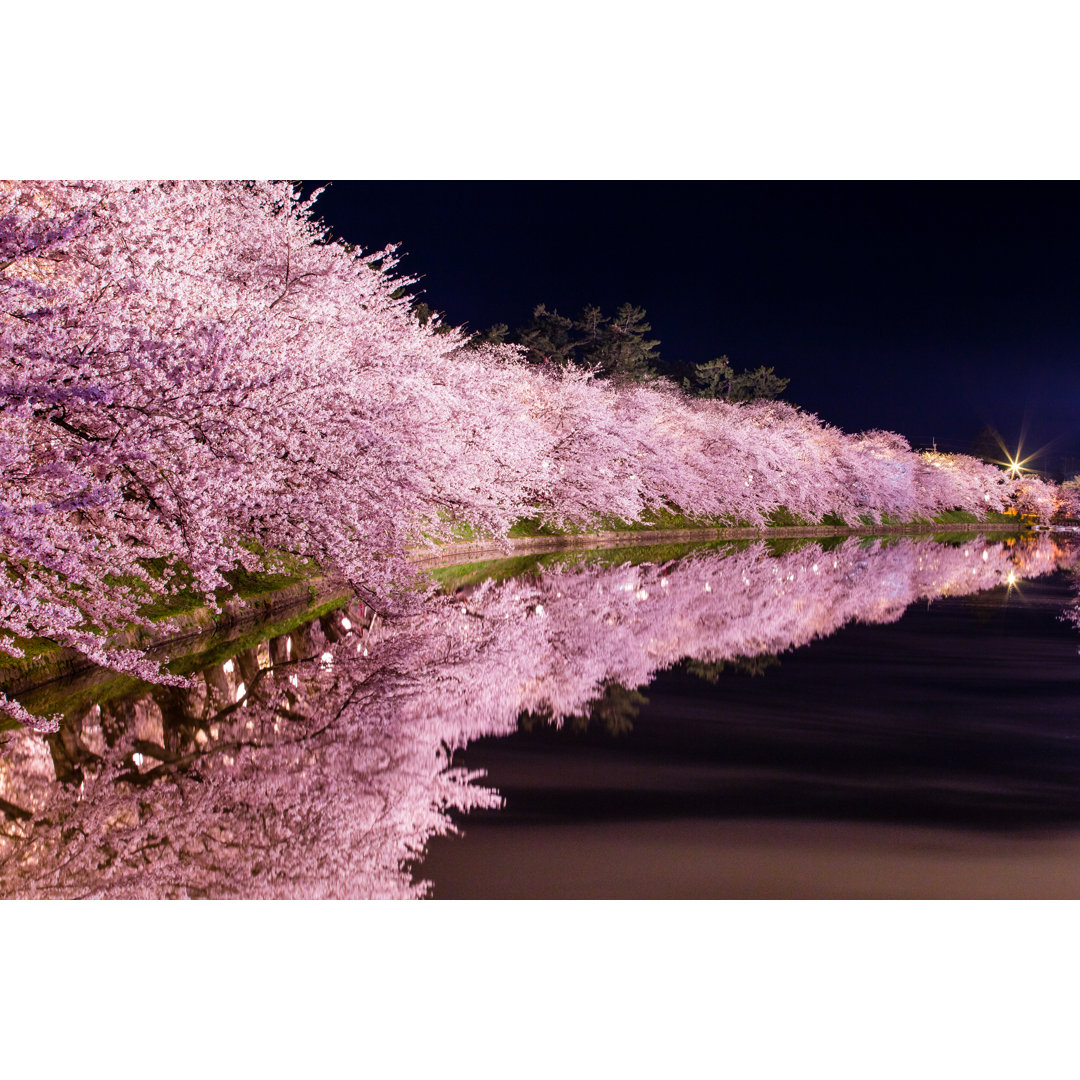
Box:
2 533 1079 898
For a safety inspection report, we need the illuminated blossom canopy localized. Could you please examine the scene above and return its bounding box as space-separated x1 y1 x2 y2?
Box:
0 181 1040 731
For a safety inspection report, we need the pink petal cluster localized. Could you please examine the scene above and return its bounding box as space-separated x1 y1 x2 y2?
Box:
0 181 1045 725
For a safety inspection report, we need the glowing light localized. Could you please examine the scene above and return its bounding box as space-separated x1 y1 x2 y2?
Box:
1000 441 1043 480
1007 570 1017 587
340 617 352 630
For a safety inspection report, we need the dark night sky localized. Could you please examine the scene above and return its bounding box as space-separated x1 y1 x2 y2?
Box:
304 181 1080 472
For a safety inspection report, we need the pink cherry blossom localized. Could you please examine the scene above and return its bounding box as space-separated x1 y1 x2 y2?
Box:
0 181 1043 731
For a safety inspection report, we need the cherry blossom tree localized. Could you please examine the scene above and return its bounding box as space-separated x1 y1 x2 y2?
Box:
1058 478 1080 521
0 182 545 730
1012 475 1060 523
1 181 1038 734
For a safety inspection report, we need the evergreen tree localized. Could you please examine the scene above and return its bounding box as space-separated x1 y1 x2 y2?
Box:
473 303 789 399
466 322 509 347
410 300 456 334
969 425 1005 465
493 301 661 383
684 355 789 403
592 303 661 384
516 303 576 365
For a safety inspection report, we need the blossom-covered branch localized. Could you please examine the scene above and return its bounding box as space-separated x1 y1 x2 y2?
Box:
1 181 1042 729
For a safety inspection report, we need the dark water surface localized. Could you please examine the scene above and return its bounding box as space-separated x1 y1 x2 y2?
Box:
4 532 1080 898
422 572 1080 898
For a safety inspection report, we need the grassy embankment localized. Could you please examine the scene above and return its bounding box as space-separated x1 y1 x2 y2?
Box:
426 506 1020 546
420 507 1025 592
0 549 352 729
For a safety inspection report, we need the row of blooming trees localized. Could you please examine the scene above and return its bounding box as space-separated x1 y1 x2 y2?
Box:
0 180 1051 730
0 535 1072 897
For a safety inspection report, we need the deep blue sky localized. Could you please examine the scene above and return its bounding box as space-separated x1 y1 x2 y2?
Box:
303 182 1080 473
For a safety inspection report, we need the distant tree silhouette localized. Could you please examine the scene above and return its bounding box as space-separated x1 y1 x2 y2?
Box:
474 302 792 401
504 301 662 384
683 355 790 403
969 425 1005 465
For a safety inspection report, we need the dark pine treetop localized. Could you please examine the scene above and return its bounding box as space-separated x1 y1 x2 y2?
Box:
469 300 786 402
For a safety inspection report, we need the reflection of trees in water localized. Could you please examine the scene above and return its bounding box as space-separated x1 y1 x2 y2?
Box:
1062 565 1080 633
0 604 501 898
582 683 648 737
682 655 781 683
1 535 1075 898
520 681 648 737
